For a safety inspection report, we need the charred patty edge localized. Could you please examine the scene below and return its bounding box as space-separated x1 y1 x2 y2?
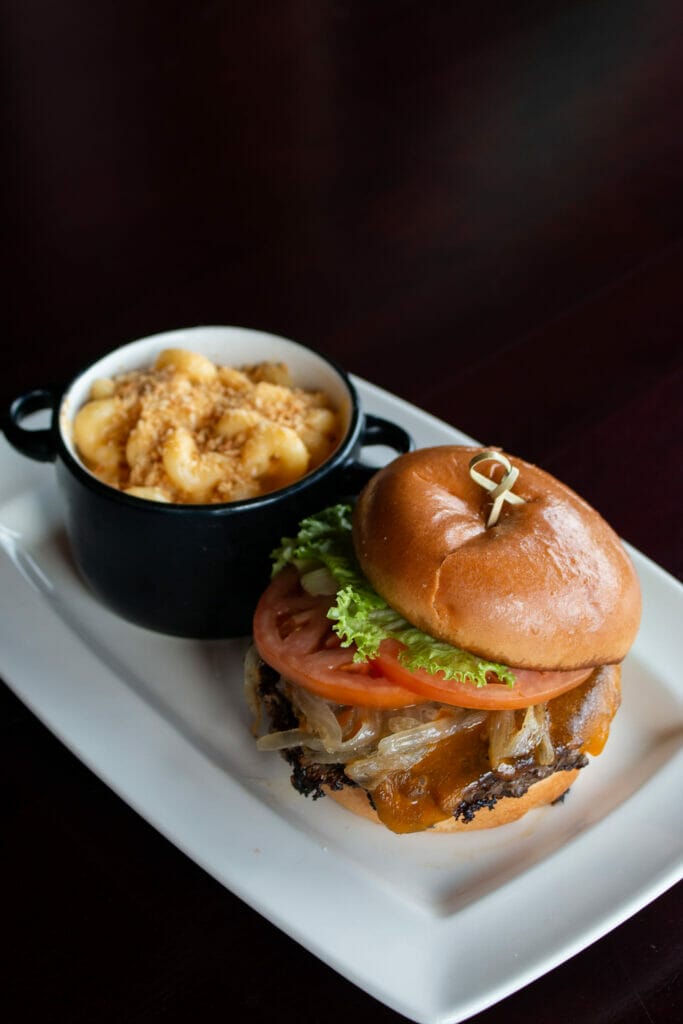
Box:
453 748 588 823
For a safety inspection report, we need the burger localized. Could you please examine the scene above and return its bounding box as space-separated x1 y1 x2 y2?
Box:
247 446 641 834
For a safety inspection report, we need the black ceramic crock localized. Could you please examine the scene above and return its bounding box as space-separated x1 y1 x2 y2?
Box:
3 326 412 638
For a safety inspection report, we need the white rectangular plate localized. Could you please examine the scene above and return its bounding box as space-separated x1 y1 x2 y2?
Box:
1 377 682 1024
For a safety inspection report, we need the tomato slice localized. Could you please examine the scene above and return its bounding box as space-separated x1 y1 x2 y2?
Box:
253 568 425 708
375 639 593 710
253 568 594 711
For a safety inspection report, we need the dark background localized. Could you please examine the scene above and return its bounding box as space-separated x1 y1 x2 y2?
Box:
2 2 681 1022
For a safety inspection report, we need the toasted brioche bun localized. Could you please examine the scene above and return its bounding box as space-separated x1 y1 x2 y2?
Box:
353 446 641 671
325 769 580 832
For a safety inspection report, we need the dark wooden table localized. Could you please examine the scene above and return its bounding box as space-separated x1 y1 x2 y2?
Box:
2 3 681 1022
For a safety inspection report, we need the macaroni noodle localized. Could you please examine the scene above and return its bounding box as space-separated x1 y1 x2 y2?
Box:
72 348 343 503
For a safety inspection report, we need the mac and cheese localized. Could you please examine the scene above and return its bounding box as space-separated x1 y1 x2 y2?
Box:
72 349 343 503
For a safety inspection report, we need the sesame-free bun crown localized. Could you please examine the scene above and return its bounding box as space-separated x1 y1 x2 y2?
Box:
352 446 641 670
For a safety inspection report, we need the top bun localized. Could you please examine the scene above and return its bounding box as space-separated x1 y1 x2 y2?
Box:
352 446 641 670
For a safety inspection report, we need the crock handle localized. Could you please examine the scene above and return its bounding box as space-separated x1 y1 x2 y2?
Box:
342 413 413 493
3 388 59 462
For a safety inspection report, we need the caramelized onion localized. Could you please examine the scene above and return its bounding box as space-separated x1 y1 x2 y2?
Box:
257 728 315 751
488 704 555 768
346 710 485 789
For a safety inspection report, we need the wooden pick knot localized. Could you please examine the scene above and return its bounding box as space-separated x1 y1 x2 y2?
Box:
469 450 526 527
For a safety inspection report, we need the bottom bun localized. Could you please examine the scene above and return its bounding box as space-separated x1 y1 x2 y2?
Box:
324 769 580 833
